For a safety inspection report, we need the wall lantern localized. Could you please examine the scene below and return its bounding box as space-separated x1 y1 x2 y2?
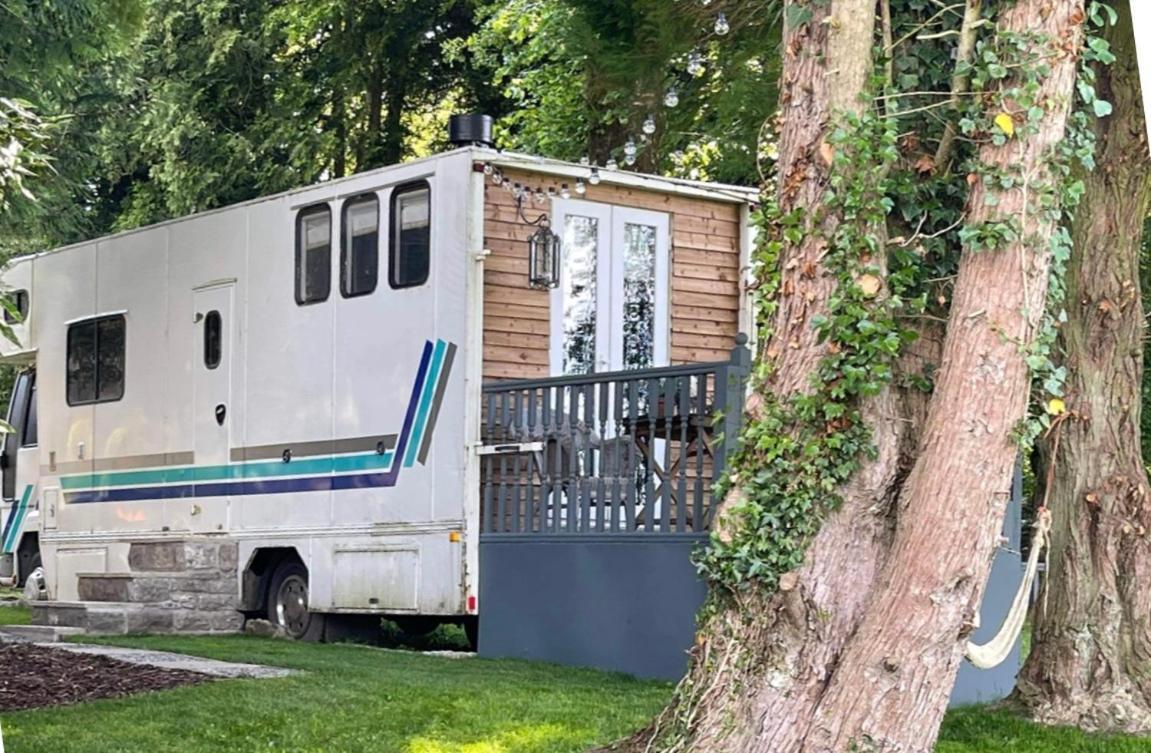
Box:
528 223 561 289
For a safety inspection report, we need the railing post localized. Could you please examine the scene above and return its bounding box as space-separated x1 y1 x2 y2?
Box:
712 333 752 489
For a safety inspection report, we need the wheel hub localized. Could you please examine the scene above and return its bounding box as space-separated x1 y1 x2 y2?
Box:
274 574 310 638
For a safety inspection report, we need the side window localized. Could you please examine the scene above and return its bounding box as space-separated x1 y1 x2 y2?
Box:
295 205 331 305
3 290 28 324
67 315 125 406
341 194 379 298
203 310 222 369
22 379 36 447
389 182 431 289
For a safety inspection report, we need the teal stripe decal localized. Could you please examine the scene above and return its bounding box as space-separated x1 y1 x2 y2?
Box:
404 339 447 468
60 451 396 492
3 485 33 554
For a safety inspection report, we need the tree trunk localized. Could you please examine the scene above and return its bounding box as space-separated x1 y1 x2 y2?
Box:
607 2 916 749
796 2 1084 749
1014 1 1151 732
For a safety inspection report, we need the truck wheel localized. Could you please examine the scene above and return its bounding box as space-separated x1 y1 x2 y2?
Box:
266 562 325 641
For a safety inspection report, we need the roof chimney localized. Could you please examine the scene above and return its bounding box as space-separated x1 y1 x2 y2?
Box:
448 114 494 148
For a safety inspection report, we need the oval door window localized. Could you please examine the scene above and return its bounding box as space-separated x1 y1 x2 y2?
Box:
204 310 222 369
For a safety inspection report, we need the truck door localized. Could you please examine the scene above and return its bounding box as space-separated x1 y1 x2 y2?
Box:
1 370 40 581
189 284 234 533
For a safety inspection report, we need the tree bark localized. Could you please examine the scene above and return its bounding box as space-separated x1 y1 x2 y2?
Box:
1014 1 1151 732
613 1 1084 750
607 2 914 750
797 2 1084 749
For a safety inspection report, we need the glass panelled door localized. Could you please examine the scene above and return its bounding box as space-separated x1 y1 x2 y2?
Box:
550 200 670 376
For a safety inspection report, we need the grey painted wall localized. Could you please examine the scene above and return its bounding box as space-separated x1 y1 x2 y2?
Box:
479 486 1026 702
479 535 707 680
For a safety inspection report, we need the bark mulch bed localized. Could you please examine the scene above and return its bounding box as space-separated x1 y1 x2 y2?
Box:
0 643 212 711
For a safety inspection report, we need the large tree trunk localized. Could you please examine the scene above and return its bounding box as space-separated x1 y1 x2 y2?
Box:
797 2 1084 749
615 1 1083 750
1013 1 1151 732
608 2 914 750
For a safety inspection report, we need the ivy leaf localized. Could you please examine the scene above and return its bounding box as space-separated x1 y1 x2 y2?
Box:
994 112 1015 137
1047 398 1066 416
1093 99 1113 117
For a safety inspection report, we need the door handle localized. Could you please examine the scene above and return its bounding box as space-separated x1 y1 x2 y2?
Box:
215 404 227 426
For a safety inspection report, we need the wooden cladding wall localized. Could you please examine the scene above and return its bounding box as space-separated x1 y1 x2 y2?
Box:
482 167 744 381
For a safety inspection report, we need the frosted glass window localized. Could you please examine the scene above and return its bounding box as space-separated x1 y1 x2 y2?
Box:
561 215 598 375
622 223 657 370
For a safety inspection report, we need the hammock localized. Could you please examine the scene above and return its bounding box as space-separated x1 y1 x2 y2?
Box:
963 507 1051 670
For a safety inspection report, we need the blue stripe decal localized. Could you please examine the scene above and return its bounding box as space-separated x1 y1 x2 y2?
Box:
66 340 443 505
2 485 32 553
404 340 447 468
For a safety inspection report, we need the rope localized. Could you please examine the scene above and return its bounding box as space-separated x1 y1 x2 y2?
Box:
963 507 1051 670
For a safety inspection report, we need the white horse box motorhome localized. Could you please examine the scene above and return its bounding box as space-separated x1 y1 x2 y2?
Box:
0 132 758 646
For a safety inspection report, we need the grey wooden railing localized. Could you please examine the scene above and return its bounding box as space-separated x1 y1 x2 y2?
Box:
480 335 751 536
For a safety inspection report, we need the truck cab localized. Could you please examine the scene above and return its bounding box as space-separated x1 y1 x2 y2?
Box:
0 367 40 588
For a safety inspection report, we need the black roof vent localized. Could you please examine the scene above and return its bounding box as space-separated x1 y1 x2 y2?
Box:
449 114 494 148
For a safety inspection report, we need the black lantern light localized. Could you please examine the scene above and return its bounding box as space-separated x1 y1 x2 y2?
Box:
528 222 561 289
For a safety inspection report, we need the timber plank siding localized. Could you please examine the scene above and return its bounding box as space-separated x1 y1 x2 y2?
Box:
481 167 744 381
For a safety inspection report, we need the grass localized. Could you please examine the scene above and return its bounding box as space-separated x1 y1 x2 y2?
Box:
0 617 1146 752
0 601 30 625
2 634 669 753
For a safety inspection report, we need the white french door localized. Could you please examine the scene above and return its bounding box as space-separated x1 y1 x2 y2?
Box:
549 200 670 376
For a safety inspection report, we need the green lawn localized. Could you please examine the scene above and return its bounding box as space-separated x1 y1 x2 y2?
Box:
0 601 30 625
0 627 1148 752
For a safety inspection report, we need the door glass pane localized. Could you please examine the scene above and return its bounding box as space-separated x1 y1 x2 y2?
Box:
203 310 222 369
561 215 598 374
621 223 657 370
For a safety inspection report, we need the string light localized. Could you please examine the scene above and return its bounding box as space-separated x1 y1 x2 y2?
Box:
664 87 680 108
589 168 602 185
642 115 657 135
561 183 571 199
606 157 619 171
575 179 587 195
714 12 730 35
687 51 705 77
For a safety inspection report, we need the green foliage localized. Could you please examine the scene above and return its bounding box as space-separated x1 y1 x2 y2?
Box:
463 0 781 184
0 100 51 215
697 111 923 590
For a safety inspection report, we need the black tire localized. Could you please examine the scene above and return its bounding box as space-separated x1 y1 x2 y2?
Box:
265 561 325 641
18 551 41 589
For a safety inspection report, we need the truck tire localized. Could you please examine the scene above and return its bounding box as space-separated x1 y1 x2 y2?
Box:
266 561 325 641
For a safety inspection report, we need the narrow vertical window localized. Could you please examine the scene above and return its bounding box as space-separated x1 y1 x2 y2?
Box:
295 205 331 305
3 290 28 324
341 195 379 297
389 182 430 289
204 310 222 369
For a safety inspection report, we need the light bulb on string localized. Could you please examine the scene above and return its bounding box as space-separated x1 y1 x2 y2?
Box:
642 115 657 135
687 52 705 77
606 157 619 171
625 153 637 167
664 88 680 108
714 12 730 35
588 168 602 185
483 162 493 175
575 179 587 195
579 156 590 166
623 138 638 161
